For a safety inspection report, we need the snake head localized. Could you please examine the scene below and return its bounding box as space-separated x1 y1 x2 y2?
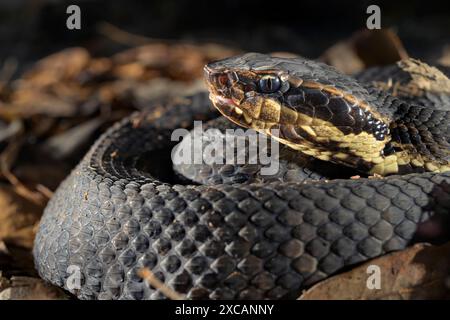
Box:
204 53 290 129
204 53 398 175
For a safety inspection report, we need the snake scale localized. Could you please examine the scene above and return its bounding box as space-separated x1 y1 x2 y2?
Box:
33 53 450 300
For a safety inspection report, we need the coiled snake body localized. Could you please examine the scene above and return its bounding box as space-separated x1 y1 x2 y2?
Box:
34 53 450 299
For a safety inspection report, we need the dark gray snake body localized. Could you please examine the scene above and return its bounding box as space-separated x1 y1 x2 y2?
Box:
33 55 450 299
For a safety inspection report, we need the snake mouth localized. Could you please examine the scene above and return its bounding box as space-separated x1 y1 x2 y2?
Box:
209 93 253 127
204 65 255 127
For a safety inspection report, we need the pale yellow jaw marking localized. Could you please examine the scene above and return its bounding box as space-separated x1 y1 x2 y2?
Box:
390 141 450 173
234 107 243 115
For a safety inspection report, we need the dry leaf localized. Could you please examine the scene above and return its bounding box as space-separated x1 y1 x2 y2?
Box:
438 45 450 67
21 47 90 86
320 29 408 74
368 58 450 99
0 185 44 249
0 273 68 300
352 29 408 67
299 243 450 300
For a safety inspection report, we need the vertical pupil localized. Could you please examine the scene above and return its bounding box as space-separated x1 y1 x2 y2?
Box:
258 76 280 93
266 78 272 90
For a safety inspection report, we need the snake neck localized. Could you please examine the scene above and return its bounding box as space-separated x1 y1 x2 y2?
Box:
387 104 450 175
339 87 450 176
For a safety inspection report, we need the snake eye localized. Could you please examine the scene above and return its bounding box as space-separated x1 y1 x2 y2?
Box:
258 75 281 93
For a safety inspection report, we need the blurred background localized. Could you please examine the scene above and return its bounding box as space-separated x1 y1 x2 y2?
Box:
1 0 450 69
0 0 450 300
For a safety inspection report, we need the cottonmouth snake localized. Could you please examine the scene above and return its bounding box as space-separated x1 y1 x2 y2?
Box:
33 53 450 299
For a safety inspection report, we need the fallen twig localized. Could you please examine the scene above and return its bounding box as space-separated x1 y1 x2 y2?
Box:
138 268 185 300
0 135 49 205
